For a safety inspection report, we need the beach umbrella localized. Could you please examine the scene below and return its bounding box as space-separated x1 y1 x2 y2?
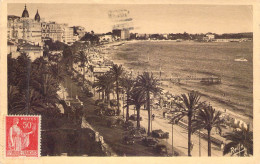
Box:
241 121 248 131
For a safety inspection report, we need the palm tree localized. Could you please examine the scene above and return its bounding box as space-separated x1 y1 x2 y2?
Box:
93 73 114 107
16 53 32 93
49 64 65 83
120 76 134 121
192 105 224 156
135 72 162 135
74 50 88 88
8 85 23 114
109 64 124 115
32 57 49 73
103 73 115 108
11 89 47 114
223 129 253 156
32 73 60 107
173 91 204 156
93 75 106 102
128 88 146 128
62 45 73 69
8 55 19 86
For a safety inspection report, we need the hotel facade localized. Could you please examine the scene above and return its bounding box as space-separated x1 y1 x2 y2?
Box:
7 5 82 60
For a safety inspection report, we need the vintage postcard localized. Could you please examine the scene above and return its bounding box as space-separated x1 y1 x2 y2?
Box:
0 0 260 163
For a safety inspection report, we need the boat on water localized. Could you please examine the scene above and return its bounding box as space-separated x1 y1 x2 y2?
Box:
234 58 248 62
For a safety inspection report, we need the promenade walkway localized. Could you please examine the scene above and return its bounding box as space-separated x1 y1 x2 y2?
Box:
128 108 225 156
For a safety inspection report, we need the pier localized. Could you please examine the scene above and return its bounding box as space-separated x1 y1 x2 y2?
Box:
160 76 222 84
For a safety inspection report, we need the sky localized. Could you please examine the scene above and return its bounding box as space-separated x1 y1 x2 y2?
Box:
7 3 253 34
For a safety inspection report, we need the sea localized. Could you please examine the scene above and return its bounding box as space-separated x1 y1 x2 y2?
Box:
108 41 253 120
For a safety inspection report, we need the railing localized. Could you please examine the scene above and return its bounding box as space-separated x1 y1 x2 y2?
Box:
176 120 223 147
160 77 221 84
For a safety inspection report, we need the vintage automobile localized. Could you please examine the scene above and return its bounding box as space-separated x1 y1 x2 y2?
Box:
122 136 135 145
129 127 146 135
129 130 145 141
154 144 168 156
122 121 135 130
116 118 125 125
142 136 159 147
105 108 116 116
129 114 143 121
152 129 169 139
107 119 117 128
94 108 105 116
95 99 103 106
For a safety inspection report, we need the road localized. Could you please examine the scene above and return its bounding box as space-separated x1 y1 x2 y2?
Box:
65 74 224 156
128 108 224 157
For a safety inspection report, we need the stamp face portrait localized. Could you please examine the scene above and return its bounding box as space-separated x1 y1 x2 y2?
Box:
6 116 40 157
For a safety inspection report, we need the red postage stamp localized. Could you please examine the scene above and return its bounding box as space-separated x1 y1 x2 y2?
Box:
5 116 40 157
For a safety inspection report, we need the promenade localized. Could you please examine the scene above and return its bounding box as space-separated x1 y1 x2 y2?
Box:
128 108 224 156
64 65 227 156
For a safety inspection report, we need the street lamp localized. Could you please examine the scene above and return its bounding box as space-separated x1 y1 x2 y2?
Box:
199 129 201 156
122 91 125 119
169 118 175 156
193 111 201 157
151 104 153 132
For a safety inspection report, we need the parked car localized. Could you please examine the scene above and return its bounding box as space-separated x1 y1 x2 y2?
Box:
122 121 134 130
94 108 104 116
129 127 146 135
142 136 158 147
116 118 125 125
95 99 103 106
129 114 142 121
154 144 168 156
107 119 117 127
122 136 135 145
105 108 116 116
152 129 169 139
127 130 145 141
110 99 120 107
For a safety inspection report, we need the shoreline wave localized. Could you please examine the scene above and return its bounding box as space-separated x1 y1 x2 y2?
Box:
102 40 253 126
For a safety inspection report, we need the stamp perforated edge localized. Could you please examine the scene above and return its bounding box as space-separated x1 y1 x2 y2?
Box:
4 115 41 159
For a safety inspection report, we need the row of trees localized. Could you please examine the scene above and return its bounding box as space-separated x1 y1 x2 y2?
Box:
93 64 161 134
92 65 253 156
129 32 253 41
168 91 252 157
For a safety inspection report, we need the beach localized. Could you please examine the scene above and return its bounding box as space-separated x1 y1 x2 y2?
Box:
102 40 253 127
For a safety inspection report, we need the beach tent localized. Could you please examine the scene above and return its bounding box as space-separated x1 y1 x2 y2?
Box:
240 121 248 131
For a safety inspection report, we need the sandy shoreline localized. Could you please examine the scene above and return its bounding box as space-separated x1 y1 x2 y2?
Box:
100 40 253 128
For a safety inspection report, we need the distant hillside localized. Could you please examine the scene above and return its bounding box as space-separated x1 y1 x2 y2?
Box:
215 32 253 39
